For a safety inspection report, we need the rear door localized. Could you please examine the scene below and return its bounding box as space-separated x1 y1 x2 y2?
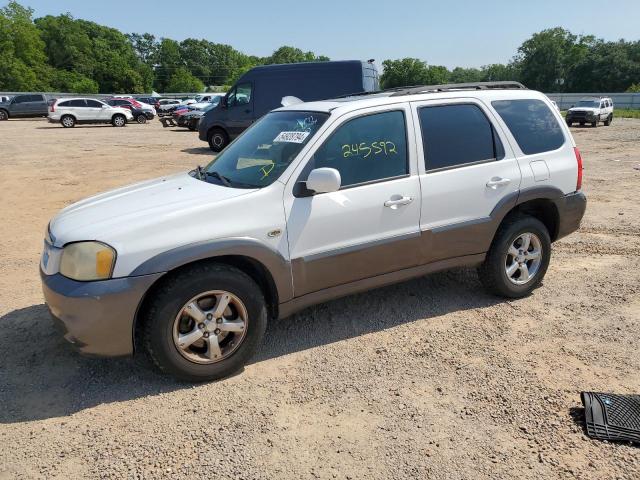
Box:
411 98 522 261
67 99 88 120
29 94 48 115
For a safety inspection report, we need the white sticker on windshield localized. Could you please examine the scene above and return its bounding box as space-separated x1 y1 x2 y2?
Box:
273 131 310 143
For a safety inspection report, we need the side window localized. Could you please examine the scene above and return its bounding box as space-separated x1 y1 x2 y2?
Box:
85 100 103 108
68 99 87 107
58 100 71 107
13 95 30 103
492 99 565 155
228 83 252 107
308 110 408 188
419 104 504 172
29 94 44 102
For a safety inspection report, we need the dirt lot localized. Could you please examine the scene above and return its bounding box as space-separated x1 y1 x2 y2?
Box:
0 117 639 479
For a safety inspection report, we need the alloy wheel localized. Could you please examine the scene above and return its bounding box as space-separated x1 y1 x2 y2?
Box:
173 290 248 364
504 232 543 285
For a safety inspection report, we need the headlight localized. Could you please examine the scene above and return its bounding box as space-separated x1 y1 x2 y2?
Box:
59 241 116 281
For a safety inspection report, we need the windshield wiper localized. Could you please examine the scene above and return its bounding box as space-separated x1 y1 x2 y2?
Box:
205 170 232 187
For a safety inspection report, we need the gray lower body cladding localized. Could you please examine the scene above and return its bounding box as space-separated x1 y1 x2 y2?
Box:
40 269 163 356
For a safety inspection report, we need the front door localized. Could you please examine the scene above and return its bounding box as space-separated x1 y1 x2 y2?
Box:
284 106 422 297
10 95 31 116
225 82 254 138
411 99 522 261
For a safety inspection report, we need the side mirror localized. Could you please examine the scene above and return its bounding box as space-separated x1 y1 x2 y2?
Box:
306 168 341 194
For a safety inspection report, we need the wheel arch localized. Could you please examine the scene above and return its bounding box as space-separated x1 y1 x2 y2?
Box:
131 239 292 352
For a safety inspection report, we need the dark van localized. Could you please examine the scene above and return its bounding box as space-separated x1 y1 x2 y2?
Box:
198 60 379 151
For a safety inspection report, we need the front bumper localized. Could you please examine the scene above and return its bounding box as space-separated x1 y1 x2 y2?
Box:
553 191 587 240
40 269 164 357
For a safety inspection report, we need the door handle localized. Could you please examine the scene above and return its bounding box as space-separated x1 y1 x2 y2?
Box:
486 177 511 189
384 196 413 208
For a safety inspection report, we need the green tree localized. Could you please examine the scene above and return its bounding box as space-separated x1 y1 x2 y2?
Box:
0 1 51 90
380 58 450 89
264 46 328 64
126 32 159 64
449 67 483 83
480 63 520 82
165 67 204 92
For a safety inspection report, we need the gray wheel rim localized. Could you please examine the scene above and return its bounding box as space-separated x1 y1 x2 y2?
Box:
62 116 73 127
504 232 543 285
173 290 248 364
212 134 224 148
137 115 146 124
114 116 125 126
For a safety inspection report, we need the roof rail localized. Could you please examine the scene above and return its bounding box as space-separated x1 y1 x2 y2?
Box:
389 81 526 97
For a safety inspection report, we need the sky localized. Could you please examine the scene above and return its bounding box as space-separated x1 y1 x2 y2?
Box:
15 0 640 69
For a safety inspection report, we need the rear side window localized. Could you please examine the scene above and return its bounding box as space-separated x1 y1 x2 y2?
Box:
309 110 408 187
86 100 103 108
68 99 86 107
29 94 44 102
419 104 504 171
492 99 564 155
58 100 71 107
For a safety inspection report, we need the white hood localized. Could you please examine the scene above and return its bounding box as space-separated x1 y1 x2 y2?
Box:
49 172 256 248
568 107 599 113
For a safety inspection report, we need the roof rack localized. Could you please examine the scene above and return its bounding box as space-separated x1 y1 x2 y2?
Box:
389 81 526 97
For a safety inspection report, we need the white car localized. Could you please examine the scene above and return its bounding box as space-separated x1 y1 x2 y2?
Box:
49 98 133 127
566 97 614 127
41 82 586 381
194 93 225 104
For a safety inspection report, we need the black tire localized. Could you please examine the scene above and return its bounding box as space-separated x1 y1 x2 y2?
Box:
141 263 267 382
591 120 597 128
0 109 8 121
604 114 612 126
112 114 126 127
566 120 572 127
579 122 585 126
136 114 147 124
478 215 551 298
208 128 228 152
61 115 75 128
188 124 196 131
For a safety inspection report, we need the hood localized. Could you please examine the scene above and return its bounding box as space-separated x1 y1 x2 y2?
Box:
49 172 256 248
568 107 598 113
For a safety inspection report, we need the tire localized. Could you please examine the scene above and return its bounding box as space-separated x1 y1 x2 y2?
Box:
478 215 551 298
141 263 267 382
112 114 126 127
136 114 147 124
591 120 597 128
208 128 228 152
61 115 75 128
566 120 572 127
579 122 585 126
604 114 612 126
0 109 8 121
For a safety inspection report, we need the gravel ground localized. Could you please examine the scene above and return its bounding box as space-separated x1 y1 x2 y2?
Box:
0 117 639 479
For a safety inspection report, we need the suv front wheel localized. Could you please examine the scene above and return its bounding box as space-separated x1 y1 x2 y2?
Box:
141 263 267 382
478 216 551 298
208 128 228 152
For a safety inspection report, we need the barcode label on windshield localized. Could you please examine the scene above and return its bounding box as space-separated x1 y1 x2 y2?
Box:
273 131 310 143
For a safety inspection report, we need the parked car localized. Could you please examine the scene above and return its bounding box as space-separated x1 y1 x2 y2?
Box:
40 81 586 381
106 98 155 123
48 98 133 127
566 97 614 127
199 60 380 151
194 93 224 104
134 96 161 110
0 93 49 120
158 99 182 116
178 102 219 130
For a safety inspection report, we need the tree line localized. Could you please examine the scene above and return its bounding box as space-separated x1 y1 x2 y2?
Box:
1 1 638 94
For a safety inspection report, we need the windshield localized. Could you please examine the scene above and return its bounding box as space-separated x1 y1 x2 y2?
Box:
203 111 329 188
578 100 599 108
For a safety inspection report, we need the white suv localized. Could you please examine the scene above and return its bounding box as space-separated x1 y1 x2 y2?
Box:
566 96 614 127
48 98 133 127
40 82 586 381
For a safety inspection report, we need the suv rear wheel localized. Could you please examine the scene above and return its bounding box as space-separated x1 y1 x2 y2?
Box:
478 215 551 298
208 128 228 152
61 115 75 128
141 263 267 382
112 114 126 127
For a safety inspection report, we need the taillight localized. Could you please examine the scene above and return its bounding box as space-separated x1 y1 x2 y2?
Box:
574 147 583 191
50 103 55 112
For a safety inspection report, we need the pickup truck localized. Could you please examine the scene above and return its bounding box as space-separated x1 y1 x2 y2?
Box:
0 93 50 120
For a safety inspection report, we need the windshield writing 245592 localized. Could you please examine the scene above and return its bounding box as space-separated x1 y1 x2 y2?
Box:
342 141 397 158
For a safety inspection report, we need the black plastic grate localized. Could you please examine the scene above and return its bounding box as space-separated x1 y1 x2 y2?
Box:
581 391 640 444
